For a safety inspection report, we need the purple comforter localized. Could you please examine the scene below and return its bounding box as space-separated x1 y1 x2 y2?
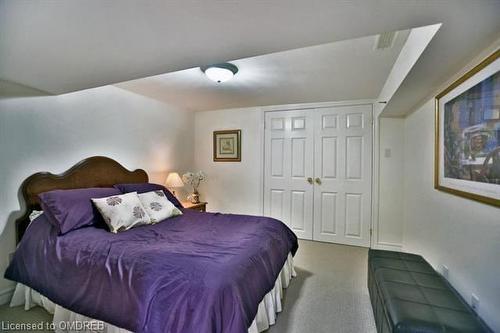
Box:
5 210 298 333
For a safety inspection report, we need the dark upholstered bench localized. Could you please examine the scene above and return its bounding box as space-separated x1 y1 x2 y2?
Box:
368 249 491 333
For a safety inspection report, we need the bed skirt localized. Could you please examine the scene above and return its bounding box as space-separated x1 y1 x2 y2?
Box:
10 252 296 333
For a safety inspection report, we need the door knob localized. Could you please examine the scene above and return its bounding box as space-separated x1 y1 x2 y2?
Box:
307 177 313 184
315 178 322 185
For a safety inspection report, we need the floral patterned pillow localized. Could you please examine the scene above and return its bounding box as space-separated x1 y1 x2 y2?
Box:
137 190 182 223
91 192 152 233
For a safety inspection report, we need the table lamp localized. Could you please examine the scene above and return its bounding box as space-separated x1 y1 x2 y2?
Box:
165 172 184 197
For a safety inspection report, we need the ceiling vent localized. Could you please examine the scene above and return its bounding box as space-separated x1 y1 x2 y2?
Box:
375 31 397 50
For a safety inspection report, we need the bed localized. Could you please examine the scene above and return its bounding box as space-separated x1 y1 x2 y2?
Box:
4 156 298 333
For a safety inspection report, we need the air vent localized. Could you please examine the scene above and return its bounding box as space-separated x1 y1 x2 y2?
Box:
375 31 397 50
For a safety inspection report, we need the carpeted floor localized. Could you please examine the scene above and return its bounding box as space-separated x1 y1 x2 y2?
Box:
267 240 376 333
0 240 376 333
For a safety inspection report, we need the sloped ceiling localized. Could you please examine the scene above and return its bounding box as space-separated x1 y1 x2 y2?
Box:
116 31 409 111
0 1 499 115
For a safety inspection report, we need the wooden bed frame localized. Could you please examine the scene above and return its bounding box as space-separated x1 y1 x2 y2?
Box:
15 156 148 243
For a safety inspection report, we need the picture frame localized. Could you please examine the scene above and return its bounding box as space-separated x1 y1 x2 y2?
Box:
435 49 499 207
213 130 241 162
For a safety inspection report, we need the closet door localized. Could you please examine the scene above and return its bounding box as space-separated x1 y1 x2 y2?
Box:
312 105 372 247
264 110 314 240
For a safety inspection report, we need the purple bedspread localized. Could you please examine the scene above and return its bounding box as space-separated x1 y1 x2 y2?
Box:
5 209 298 333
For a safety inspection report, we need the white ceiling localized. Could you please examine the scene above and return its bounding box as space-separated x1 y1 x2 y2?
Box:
116 31 409 111
0 1 499 115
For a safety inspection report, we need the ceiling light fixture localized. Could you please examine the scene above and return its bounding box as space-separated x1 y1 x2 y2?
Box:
201 63 238 83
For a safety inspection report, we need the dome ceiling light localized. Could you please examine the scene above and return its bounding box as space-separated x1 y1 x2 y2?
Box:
201 63 238 83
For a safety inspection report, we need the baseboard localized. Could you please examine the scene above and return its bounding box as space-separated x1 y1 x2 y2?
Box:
371 242 403 252
0 287 14 306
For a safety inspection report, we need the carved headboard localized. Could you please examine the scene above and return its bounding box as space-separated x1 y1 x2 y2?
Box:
16 156 148 242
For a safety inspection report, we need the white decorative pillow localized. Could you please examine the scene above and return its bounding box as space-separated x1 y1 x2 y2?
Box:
91 192 152 233
138 190 182 223
29 210 44 222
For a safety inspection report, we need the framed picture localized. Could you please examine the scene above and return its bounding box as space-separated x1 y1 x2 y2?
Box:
435 49 499 207
213 130 241 162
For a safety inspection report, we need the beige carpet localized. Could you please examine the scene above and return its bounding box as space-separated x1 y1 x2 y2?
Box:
268 240 376 333
0 240 376 333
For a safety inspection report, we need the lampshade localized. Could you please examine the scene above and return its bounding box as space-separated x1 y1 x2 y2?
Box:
165 172 184 188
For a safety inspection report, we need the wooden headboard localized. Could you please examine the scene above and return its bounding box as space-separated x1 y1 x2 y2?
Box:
16 156 148 243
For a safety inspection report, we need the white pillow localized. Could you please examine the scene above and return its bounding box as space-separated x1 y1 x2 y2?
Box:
29 210 44 222
92 192 152 233
138 190 182 223
27 210 43 229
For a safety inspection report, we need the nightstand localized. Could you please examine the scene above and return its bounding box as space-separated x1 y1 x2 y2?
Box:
181 201 207 212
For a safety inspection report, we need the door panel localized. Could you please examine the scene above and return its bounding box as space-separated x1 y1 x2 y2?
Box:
291 138 306 177
271 139 284 176
345 193 362 237
290 191 306 230
346 136 363 179
320 192 337 234
313 105 372 247
270 189 285 220
264 110 314 240
321 137 337 178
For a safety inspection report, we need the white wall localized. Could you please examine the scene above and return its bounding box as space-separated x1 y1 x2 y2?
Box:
375 24 441 118
0 85 194 302
194 107 264 216
400 36 500 330
376 118 404 249
403 99 500 331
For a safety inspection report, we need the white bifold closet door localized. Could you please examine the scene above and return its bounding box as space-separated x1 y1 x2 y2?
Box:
264 105 372 247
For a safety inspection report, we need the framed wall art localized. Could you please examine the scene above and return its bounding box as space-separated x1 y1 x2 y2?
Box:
213 130 241 162
435 49 499 207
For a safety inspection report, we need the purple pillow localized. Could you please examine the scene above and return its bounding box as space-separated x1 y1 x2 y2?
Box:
39 187 122 235
114 183 182 209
